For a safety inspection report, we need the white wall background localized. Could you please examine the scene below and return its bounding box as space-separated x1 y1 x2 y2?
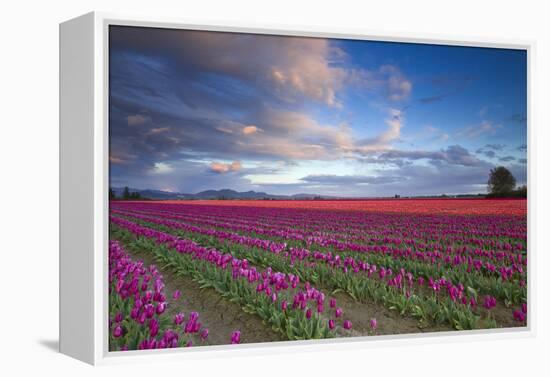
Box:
0 0 548 374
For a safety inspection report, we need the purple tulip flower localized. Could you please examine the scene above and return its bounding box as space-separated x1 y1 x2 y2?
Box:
113 325 123 338
230 330 241 344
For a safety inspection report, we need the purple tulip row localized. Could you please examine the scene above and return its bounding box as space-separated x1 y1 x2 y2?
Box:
111 210 424 285
110 216 357 337
111 202 525 249
112 205 525 273
110 240 244 349
111 210 524 297
111 202 526 243
113 208 523 281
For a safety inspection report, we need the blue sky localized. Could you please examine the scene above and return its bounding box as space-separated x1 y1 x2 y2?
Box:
109 26 527 197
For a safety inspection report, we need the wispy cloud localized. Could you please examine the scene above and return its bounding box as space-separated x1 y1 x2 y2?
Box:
209 161 242 174
456 121 501 139
379 145 487 167
127 114 150 126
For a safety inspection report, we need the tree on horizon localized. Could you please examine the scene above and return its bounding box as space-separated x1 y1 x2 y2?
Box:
487 166 516 197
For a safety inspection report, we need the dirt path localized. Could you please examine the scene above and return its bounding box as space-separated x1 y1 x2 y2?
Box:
330 291 451 338
116 237 284 346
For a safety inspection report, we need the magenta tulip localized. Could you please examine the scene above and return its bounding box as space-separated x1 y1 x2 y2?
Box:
156 302 167 315
484 295 497 310
113 325 123 338
174 313 185 326
231 330 241 344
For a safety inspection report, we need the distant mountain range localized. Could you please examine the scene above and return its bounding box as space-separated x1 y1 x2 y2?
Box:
111 187 333 200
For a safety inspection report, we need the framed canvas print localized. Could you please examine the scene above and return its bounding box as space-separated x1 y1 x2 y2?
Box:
59 12 533 365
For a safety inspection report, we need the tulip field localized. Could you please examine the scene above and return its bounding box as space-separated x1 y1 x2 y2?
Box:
108 199 527 351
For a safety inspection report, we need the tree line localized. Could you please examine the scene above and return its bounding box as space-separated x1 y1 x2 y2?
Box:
109 187 142 200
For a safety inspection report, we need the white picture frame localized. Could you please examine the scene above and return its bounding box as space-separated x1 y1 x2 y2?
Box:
59 11 535 365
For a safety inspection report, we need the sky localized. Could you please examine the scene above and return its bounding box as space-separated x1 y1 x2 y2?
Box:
109 26 527 197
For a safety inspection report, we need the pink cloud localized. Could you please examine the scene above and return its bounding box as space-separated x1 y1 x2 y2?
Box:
209 161 242 173
242 125 260 135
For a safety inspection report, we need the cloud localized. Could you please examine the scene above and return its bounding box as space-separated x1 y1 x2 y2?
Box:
380 65 412 101
518 158 527 164
371 163 493 196
424 125 449 141
300 174 405 185
475 144 515 159
109 156 127 164
380 108 404 143
256 160 503 197
109 28 416 171
111 26 350 107
456 121 501 139
109 150 137 165
111 158 255 194
127 114 150 126
151 162 174 174
146 127 170 135
476 149 496 158
517 144 527 152
231 108 354 160
378 145 485 167
483 143 506 151
242 125 260 135
354 108 404 154
209 161 242 174
350 65 412 102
